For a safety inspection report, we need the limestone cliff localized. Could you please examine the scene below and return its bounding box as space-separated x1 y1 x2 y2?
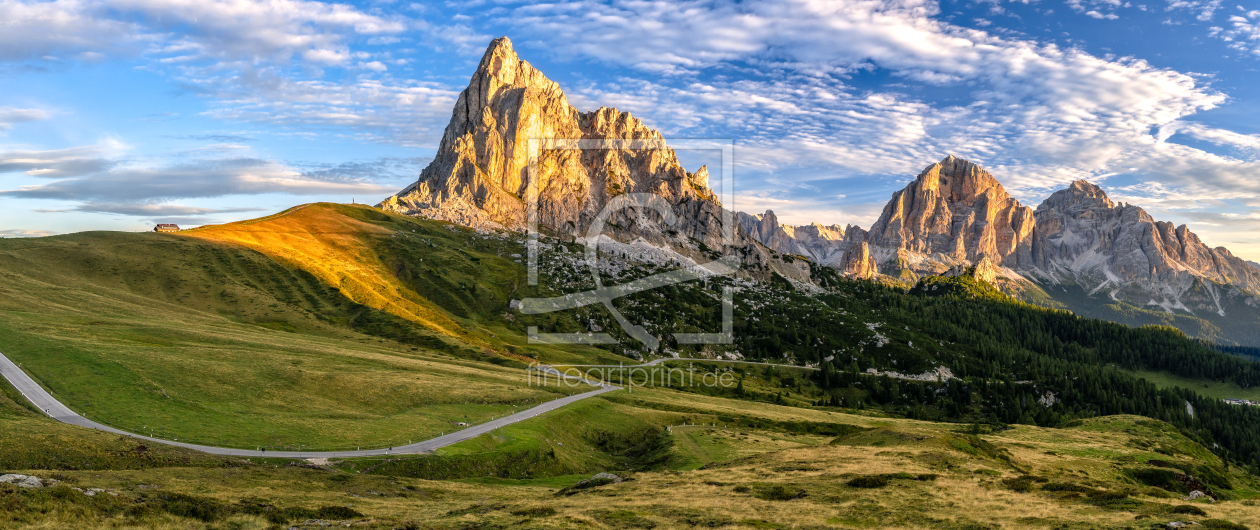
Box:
380 37 805 280
864 155 1042 275
1034 180 1260 314
736 211 849 265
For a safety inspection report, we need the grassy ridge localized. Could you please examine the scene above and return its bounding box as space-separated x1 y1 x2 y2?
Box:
0 221 590 450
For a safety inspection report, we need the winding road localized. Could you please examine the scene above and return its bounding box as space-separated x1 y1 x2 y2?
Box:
0 351 618 458
0 347 825 459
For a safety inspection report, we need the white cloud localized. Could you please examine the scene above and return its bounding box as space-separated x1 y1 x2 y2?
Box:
1068 0 1124 18
0 228 57 238
1159 120 1260 158
46 202 267 216
1085 10 1120 18
528 1 1224 180
193 71 461 146
0 0 405 65
0 0 145 62
0 156 394 203
1208 8 1260 57
0 107 49 130
0 144 121 177
1166 0 1223 21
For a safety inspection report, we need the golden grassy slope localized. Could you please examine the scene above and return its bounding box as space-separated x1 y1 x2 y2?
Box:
185 203 473 343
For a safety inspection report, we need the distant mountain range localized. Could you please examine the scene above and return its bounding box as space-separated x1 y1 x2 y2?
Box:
742 157 1260 345
382 37 1260 346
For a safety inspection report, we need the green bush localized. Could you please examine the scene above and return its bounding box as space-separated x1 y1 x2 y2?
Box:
1201 520 1249 530
847 476 889 489
756 484 806 501
511 506 558 517
1002 478 1035 493
1126 467 1181 490
316 506 364 519
1042 482 1094 493
1169 505 1207 516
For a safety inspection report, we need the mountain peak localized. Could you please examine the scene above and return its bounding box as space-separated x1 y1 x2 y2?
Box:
1039 179 1114 212
911 155 1007 207
1068 179 1113 206
379 37 760 268
868 156 1038 269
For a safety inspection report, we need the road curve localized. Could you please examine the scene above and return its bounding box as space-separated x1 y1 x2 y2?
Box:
0 350 618 458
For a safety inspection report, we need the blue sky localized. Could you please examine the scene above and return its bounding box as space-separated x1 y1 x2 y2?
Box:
2 0 1259 261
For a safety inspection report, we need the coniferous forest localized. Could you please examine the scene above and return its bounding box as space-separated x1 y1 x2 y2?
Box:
566 266 1260 473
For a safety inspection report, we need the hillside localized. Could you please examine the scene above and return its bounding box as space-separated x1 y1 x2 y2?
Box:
0 204 633 451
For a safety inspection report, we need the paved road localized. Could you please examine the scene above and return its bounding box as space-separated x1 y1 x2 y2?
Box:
0 351 618 458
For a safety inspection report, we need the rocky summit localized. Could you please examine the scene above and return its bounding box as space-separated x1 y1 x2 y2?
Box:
1034 179 1260 314
737 155 1260 343
382 38 715 247
864 155 1042 274
380 37 811 281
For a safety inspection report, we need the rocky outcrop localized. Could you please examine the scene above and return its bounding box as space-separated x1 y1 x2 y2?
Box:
736 210 849 265
380 37 808 281
840 241 878 278
864 155 1041 274
381 37 718 247
942 257 999 284
733 157 1259 319
1034 180 1260 314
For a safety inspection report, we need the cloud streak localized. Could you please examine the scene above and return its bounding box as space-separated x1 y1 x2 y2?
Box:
0 144 119 178
0 0 405 65
1 156 393 203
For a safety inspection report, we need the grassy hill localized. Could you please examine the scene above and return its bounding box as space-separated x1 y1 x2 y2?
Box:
0 204 628 450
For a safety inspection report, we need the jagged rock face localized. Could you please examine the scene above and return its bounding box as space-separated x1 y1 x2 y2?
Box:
942 257 998 284
865 155 1041 272
381 37 725 248
736 210 848 265
380 37 809 282
840 241 878 278
1035 180 1260 313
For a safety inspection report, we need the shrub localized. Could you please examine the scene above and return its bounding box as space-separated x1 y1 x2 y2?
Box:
847 476 889 489
756 485 806 501
1042 482 1094 493
316 506 363 520
511 506 558 517
152 492 229 522
1170 505 1207 516
1126 467 1181 491
1002 478 1035 493
1201 520 1249 530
